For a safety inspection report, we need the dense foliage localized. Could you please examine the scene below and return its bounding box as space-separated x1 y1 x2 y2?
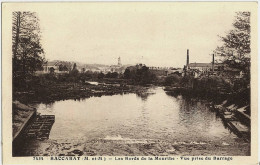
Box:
123 66 157 85
215 12 250 76
12 12 44 89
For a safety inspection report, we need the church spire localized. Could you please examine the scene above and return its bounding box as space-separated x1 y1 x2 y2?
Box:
118 57 122 66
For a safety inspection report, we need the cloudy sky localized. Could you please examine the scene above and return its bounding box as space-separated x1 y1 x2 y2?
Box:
28 3 250 67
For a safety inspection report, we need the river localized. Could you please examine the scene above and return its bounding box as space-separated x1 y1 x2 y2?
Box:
16 87 250 156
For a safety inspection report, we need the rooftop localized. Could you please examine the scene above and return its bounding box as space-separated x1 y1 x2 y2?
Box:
188 63 212 67
188 63 224 67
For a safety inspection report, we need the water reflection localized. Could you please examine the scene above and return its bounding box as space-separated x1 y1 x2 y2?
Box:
35 87 238 143
14 87 252 156
136 92 155 101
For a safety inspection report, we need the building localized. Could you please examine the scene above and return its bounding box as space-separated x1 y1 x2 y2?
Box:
167 68 184 76
184 49 225 78
37 61 72 74
109 57 125 73
118 57 122 66
42 61 59 73
188 63 212 72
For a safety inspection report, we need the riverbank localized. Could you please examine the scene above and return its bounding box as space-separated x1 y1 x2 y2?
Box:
13 87 250 156
13 82 149 104
13 101 37 156
212 102 250 141
13 82 148 150
15 138 250 156
164 86 251 141
164 86 250 112
13 101 36 140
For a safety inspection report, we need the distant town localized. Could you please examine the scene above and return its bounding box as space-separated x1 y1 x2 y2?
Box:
37 48 246 80
37 57 182 76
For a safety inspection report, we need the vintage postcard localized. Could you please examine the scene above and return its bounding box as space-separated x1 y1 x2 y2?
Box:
2 2 258 165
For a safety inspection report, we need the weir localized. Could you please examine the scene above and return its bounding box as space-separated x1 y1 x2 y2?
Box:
24 115 55 140
13 115 55 156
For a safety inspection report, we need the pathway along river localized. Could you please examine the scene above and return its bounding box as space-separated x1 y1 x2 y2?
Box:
17 87 250 156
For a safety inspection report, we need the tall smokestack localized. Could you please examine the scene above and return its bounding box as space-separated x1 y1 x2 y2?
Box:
212 54 215 72
186 49 189 66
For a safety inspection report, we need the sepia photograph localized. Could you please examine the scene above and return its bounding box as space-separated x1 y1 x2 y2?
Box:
2 2 258 164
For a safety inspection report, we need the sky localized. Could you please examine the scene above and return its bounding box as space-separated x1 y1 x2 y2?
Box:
32 3 247 67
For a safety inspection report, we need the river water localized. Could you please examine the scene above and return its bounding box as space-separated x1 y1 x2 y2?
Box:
18 87 250 156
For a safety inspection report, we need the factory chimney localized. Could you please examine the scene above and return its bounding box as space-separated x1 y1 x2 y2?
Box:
212 54 215 73
186 49 189 67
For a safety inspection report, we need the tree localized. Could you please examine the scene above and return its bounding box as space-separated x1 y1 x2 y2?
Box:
164 74 181 86
123 65 157 84
58 64 64 71
49 67 55 74
98 72 105 79
124 68 131 79
111 72 119 78
70 63 79 76
12 12 44 88
132 66 156 85
214 12 250 74
105 72 111 78
72 63 77 70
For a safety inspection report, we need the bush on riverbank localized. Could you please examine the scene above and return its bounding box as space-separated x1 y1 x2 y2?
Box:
124 65 157 85
164 73 250 115
13 65 158 104
164 74 181 86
